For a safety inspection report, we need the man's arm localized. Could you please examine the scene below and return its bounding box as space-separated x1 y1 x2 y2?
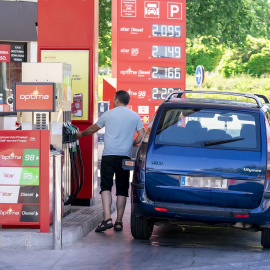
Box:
76 123 101 138
133 128 145 146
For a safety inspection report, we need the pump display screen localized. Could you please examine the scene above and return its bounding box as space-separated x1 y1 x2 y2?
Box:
152 45 181 59
152 24 181 37
152 67 181 79
152 87 181 100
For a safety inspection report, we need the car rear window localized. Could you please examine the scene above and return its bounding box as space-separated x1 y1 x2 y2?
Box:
155 107 261 151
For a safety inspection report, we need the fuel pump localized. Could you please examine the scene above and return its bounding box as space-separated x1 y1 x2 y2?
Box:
17 62 85 213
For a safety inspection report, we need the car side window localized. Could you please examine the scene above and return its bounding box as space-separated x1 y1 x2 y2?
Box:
266 111 270 126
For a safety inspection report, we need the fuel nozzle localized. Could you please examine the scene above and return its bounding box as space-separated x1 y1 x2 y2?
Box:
63 122 79 144
63 122 73 144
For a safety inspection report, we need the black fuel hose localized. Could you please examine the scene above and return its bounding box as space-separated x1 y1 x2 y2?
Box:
64 146 76 205
76 140 84 192
72 148 80 200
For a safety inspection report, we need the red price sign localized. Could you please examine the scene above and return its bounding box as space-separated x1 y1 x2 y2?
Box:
112 0 186 127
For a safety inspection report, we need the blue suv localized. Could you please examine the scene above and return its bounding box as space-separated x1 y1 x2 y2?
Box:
130 90 270 248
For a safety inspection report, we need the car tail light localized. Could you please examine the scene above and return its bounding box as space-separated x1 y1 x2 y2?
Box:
235 214 249 218
138 126 152 170
155 207 168 212
265 117 270 179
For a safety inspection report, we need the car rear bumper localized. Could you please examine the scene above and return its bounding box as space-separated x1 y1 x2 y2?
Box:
132 186 270 227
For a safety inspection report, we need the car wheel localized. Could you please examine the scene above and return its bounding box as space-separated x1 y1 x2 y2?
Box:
261 228 270 248
130 214 153 240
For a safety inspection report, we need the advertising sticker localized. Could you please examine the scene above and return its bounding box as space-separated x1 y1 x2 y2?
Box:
14 83 55 112
121 0 136 17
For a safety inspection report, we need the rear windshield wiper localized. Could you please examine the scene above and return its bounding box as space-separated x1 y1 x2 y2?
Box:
203 137 244 147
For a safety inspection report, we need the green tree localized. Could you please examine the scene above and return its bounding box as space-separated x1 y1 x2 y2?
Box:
186 0 253 45
218 36 270 77
245 48 270 77
249 0 270 39
99 0 111 68
186 36 223 75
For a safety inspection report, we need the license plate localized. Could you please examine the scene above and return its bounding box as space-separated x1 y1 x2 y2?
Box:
180 176 228 189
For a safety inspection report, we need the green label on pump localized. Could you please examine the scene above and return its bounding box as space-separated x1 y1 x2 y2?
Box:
22 149 40 167
20 167 39 185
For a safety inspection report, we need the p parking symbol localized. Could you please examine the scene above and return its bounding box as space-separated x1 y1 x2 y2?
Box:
167 3 182 20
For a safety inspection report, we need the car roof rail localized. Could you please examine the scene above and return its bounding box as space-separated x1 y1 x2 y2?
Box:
255 94 269 104
165 90 266 108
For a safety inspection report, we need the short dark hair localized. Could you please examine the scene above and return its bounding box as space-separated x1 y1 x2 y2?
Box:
115 90 130 105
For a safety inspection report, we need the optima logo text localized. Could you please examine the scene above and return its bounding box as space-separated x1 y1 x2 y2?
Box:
1 155 21 160
20 93 49 101
0 209 19 216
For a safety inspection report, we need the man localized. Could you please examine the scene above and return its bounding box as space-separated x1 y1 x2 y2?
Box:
76 90 145 232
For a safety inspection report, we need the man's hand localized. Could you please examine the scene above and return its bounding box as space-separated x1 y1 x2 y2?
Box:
75 124 101 139
133 128 145 146
76 131 83 139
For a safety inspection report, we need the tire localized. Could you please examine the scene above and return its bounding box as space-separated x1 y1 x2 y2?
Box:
261 228 270 248
130 214 154 240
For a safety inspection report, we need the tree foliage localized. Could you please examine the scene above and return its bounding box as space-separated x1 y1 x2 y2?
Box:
99 0 111 68
186 36 223 75
249 0 270 40
186 0 253 45
218 36 270 77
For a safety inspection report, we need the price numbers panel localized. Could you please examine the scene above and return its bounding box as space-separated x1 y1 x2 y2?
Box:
152 87 181 100
118 62 184 82
0 131 41 224
118 21 184 41
152 24 181 38
118 83 184 101
152 45 181 59
116 0 186 127
152 66 181 79
118 41 185 61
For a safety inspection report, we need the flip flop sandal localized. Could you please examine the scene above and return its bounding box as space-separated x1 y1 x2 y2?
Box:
114 221 123 231
95 218 113 232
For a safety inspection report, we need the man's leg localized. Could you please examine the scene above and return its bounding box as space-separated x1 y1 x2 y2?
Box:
116 195 127 223
114 156 130 230
95 156 115 232
101 190 113 221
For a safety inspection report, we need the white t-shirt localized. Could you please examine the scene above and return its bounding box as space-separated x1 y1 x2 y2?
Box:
96 106 144 157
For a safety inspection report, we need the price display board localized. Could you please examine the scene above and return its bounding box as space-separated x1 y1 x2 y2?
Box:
113 0 186 127
0 130 50 231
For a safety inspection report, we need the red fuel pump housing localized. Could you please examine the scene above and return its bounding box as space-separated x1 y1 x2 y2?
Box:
37 0 99 205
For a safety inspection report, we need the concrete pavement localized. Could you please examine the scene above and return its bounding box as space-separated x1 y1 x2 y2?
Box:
0 198 115 249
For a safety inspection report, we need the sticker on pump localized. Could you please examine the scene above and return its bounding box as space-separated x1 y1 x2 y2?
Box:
14 83 55 112
138 106 149 114
140 115 149 124
0 204 22 223
0 186 20 203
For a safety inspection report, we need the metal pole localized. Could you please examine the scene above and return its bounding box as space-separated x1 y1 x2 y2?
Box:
53 154 62 250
